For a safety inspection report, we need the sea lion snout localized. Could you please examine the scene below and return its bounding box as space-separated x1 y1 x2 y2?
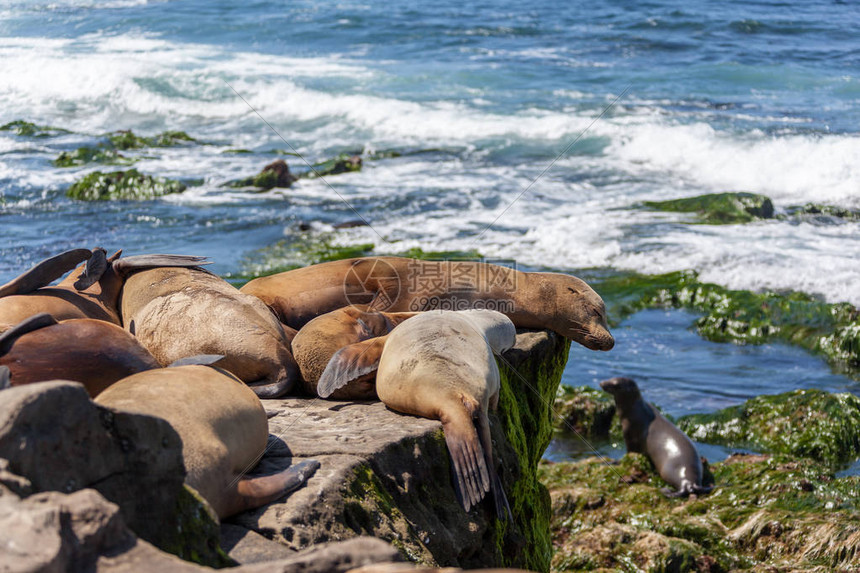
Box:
583 320 615 351
599 376 637 394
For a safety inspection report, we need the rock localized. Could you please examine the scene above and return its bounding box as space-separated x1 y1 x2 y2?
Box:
677 389 860 467
53 146 133 167
0 120 69 137
552 385 616 439
642 192 774 224
239 538 404 573
221 522 296 564
541 451 860 571
66 169 187 201
0 381 228 566
107 130 197 150
592 269 860 380
333 219 370 229
305 154 362 178
784 203 860 222
229 330 569 572
229 159 297 190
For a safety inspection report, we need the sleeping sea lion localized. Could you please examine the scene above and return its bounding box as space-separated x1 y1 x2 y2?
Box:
240 257 614 352
120 267 299 398
291 305 418 398
0 313 159 396
374 309 516 516
0 247 209 330
600 377 713 497
95 364 319 518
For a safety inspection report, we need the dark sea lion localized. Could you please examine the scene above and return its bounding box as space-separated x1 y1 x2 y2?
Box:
240 256 614 352
291 305 418 398
600 377 713 497
0 247 209 330
95 365 319 518
375 309 516 516
0 313 159 397
120 267 299 398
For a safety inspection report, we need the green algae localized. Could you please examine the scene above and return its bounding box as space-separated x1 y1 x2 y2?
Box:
541 452 860 572
304 154 362 178
107 129 197 150
53 146 133 167
162 485 235 568
642 192 775 224
394 247 483 261
553 385 616 440
784 203 860 221
228 159 296 190
677 389 860 467
0 120 70 137
66 169 186 201
592 270 860 379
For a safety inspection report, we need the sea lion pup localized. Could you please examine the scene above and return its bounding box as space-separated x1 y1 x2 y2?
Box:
95 363 320 518
291 305 418 398
0 313 159 396
374 309 516 516
120 266 300 398
240 256 614 352
0 247 209 330
600 377 713 498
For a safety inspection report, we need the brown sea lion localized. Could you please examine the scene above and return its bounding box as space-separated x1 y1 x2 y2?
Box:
120 267 299 398
600 377 713 497
0 313 159 396
95 364 320 518
240 257 614 352
291 305 418 398
0 247 209 330
375 309 516 516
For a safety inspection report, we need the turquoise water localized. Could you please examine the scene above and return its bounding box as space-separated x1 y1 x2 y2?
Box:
1 0 858 460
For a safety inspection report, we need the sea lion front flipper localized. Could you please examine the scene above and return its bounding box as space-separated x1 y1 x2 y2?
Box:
476 410 511 521
317 336 387 399
0 313 58 355
168 354 226 368
660 486 690 498
0 248 93 298
228 459 321 516
112 254 211 275
73 248 108 290
443 407 491 513
0 366 10 390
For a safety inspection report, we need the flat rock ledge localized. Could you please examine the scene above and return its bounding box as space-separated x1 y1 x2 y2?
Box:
227 329 570 571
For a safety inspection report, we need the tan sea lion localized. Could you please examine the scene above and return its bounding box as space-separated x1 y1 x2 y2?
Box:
120 267 300 398
95 364 319 518
240 256 614 352
0 247 209 330
375 309 516 516
291 305 418 398
600 377 713 497
0 313 159 396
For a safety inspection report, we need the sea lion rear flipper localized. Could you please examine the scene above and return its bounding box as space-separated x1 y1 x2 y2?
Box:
443 409 491 513
112 254 211 275
0 248 93 298
317 336 387 399
227 459 321 517
168 354 226 368
0 366 10 390
476 411 511 521
0 313 58 355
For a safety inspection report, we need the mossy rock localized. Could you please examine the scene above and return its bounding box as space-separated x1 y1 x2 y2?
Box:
229 159 296 190
304 154 362 178
784 203 860 222
592 270 860 379
0 120 69 137
677 389 860 468
107 129 197 150
642 192 774 224
542 452 860 572
53 146 133 168
393 247 483 261
164 485 235 567
553 385 616 440
66 169 186 201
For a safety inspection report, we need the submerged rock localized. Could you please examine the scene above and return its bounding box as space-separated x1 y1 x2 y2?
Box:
53 146 133 167
66 169 187 201
0 120 69 137
784 202 860 222
229 159 298 190
305 154 362 178
642 192 775 224
542 452 860 572
107 129 197 150
677 389 860 467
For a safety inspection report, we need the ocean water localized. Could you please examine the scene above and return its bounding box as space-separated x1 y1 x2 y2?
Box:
1 0 858 459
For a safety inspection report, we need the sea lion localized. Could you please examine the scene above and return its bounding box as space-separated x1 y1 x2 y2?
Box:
95 364 319 518
291 305 418 398
600 377 713 497
120 267 299 398
240 257 614 352
0 247 209 330
375 309 516 516
0 313 159 396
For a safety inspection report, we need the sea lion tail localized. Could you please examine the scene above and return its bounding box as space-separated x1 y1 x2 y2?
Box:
0 313 58 356
227 459 320 517
443 403 491 513
0 248 93 298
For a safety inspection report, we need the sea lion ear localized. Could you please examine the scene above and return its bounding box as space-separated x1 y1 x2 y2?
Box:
0 313 58 355
74 248 108 291
0 365 10 390
168 354 225 368
317 336 386 398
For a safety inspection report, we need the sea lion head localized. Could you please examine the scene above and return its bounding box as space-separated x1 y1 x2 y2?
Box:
531 273 614 351
599 376 640 398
